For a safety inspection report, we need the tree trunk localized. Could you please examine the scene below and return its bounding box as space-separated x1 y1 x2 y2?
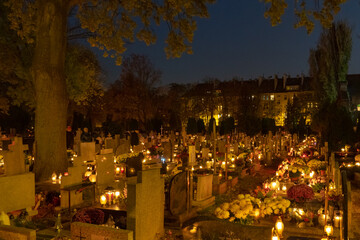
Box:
33 0 69 181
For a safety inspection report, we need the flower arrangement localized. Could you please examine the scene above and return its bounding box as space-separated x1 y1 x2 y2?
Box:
287 184 314 203
261 196 291 216
253 185 274 199
307 159 326 171
116 152 141 163
72 208 104 224
214 194 261 224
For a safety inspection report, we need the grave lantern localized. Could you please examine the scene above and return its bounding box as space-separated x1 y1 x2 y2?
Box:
254 207 260 222
89 174 96 183
52 172 57 184
105 186 115 205
271 228 279 240
275 216 284 238
100 195 107 205
333 211 342 228
324 221 333 237
115 191 120 199
84 171 92 177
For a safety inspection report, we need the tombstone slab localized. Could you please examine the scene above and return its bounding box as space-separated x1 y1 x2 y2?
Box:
127 168 164 240
0 173 35 213
3 137 28 176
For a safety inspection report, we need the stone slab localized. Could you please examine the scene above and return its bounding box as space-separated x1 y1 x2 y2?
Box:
96 153 114 186
0 225 36 240
0 173 35 213
71 222 133 240
196 174 213 201
80 142 96 161
127 168 164 240
192 196 215 210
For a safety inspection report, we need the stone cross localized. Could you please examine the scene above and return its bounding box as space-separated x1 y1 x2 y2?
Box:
3 137 28 176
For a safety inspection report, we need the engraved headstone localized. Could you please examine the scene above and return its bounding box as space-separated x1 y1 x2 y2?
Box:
168 172 187 216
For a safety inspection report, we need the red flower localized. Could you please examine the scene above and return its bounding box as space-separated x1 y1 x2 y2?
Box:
287 184 314 203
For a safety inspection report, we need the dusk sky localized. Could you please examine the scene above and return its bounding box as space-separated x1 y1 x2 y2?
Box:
90 0 360 87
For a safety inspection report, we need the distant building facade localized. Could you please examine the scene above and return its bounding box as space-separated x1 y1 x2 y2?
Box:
180 74 360 130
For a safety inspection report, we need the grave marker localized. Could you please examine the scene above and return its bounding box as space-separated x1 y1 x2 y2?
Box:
188 146 196 166
3 137 28 176
127 168 164 240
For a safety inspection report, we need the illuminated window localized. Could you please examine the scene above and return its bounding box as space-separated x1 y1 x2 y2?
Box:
270 95 274 101
357 104 360 111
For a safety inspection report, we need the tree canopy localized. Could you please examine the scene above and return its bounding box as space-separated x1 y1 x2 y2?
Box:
262 0 347 33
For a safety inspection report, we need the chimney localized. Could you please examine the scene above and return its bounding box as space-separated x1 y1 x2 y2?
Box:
274 74 278 91
283 74 287 89
258 76 263 87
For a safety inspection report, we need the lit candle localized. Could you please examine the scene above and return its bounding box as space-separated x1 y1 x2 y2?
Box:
52 172 57 184
100 195 107 205
324 223 333 236
115 191 120 199
275 216 284 238
334 211 342 228
254 208 260 219
115 167 120 174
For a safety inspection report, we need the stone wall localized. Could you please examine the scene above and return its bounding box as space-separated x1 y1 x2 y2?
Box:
71 222 133 240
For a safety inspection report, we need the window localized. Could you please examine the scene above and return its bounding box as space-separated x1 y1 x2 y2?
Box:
284 95 287 100
270 95 274 101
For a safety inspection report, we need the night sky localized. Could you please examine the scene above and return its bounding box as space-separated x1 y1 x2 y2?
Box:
90 0 360 86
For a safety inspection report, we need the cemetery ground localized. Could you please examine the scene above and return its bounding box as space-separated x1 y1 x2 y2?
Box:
2 133 360 240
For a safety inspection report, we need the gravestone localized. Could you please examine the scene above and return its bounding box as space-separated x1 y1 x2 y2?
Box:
0 225 36 240
0 173 35 213
114 134 121 149
168 172 187 216
195 141 201 151
192 174 215 209
202 148 209 159
3 137 28 176
96 153 114 187
188 145 196 166
163 142 172 160
126 154 142 178
105 138 115 152
80 142 96 162
0 137 35 214
218 141 226 153
127 168 164 240
71 222 133 240
115 143 128 156
132 144 143 153
60 160 86 209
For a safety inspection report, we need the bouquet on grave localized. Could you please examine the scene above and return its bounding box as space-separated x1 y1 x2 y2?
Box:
72 208 104 225
287 184 314 203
